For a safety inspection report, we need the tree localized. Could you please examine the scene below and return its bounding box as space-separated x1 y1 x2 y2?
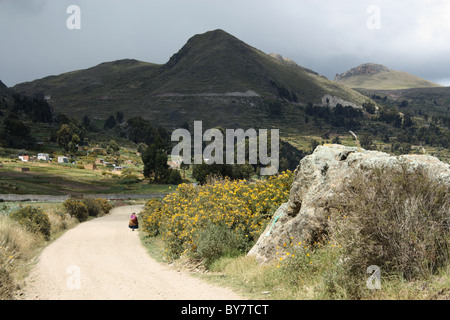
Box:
402 114 414 128
11 94 53 123
106 140 120 155
116 111 124 124
82 115 91 128
360 132 375 150
192 163 232 185
142 144 170 183
56 119 86 152
68 134 80 154
2 113 35 148
154 150 169 182
378 106 402 128
363 101 376 114
126 116 169 148
321 131 330 140
103 115 117 129
399 100 409 108
168 169 183 185
266 100 284 116
57 124 73 151
137 142 148 154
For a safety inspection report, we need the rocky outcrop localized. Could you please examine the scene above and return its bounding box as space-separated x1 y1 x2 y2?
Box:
248 144 450 263
321 94 362 109
334 63 389 81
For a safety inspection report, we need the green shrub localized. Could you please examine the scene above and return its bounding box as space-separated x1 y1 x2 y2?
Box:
94 198 112 215
82 198 102 217
168 169 183 185
193 222 247 267
330 164 450 281
140 199 163 237
9 206 51 240
63 199 89 222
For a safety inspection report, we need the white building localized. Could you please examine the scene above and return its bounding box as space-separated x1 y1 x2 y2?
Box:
58 156 69 163
38 153 50 161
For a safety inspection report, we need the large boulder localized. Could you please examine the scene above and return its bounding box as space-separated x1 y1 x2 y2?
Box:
248 144 450 263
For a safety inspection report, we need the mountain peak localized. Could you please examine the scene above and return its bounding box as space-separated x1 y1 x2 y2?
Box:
335 63 389 81
193 29 237 40
335 63 441 90
163 29 242 71
12 29 369 124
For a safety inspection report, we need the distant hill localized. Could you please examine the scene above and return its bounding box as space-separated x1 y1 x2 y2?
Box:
0 80 13 100
335 63 442 90
12 29 369 129
358 86 450 118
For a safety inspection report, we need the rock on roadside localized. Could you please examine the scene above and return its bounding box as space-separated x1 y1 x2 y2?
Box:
248 144 450 264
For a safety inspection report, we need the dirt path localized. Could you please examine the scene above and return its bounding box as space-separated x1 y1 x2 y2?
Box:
20 205 243 300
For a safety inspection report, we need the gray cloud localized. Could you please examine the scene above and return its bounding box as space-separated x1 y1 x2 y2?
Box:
0 0 449 87
0 0 48 14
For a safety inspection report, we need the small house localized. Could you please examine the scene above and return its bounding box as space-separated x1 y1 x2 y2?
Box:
38 153 50 161
15 167 30 172
84 164 97 170
58 156 69 163
18 155 30 162
168 155 182 168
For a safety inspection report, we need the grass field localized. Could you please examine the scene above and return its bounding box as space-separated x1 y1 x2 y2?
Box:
0 158 176 196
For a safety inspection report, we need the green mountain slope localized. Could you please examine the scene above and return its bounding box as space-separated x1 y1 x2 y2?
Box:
0 80 13 100
335 63 442 90
12 29 369 129
358 86 450 117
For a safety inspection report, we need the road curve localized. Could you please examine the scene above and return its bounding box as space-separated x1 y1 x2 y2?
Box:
20 205 243 300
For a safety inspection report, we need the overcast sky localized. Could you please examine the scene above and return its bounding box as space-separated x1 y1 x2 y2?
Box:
1 0 449 87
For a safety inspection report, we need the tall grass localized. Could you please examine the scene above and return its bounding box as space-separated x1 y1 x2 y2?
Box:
0 215 37 260
329 164 450 282
0 215 38 299
0 202 79 299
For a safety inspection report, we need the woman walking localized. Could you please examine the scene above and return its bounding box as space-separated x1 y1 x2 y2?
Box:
129 213 139 231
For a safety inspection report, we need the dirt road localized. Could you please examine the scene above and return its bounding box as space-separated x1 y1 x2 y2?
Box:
20 205 243 300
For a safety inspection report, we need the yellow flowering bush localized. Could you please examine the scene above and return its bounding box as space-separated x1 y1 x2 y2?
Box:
9 206 51 240
140 171 293 260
